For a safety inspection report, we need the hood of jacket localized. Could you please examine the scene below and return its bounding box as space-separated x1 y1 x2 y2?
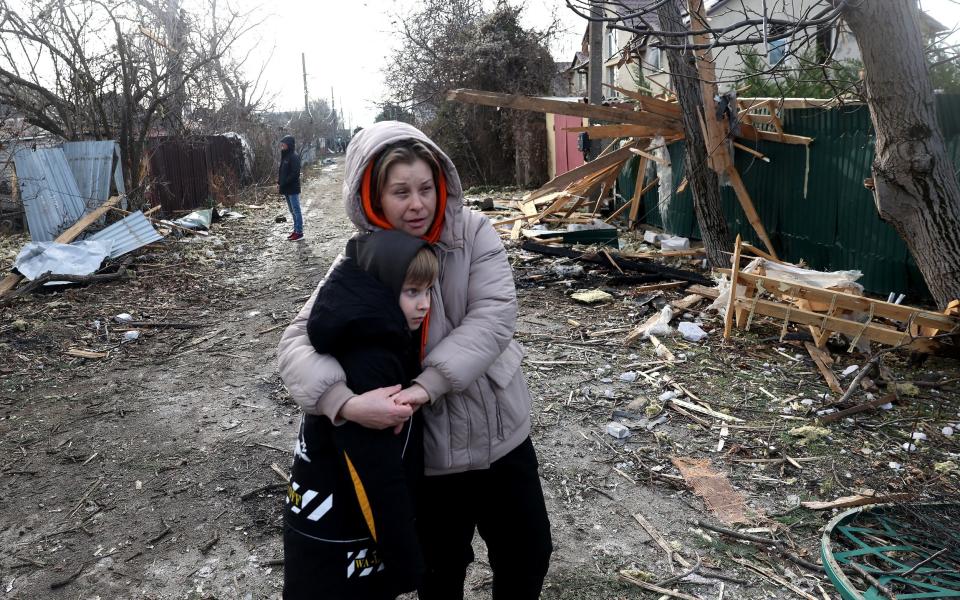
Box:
280 134 296 154
346 229 431 299
343 121 464 250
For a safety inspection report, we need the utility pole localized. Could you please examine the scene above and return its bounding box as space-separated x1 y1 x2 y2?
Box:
301 53 310 118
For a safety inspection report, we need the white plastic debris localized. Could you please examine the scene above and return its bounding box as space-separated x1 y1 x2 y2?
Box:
902 442 917 452
606 422 631 439
619 371 638 383
800 399 815 406
643 230 664 244
658 390 678 402
123 330 140 341
660 236 690 251
841 365 859 377
643 306 675 338
889 462 902 470
114 313 134 323
552 264 585 278
677 321 708 342
943 426 955 437
911 431 928 441
879 402 894 410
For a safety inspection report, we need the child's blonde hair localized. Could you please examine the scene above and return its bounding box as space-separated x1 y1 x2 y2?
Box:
404 247 439 289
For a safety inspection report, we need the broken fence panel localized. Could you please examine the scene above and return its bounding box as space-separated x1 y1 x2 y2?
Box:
88 211 164 259
13 147 87 242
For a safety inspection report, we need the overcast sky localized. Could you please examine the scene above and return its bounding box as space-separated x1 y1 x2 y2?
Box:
237 0 960 128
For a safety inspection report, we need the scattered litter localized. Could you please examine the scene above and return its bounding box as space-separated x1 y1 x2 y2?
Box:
841 365 859 377
571 289 613 304
13 240 112 282
619 371 638 383
677 321 708 342
672 457 750 525
114 313 134 323
644 306 675 338
171 208 214 230
943 426 955 437
902 442 917 452
788 426 831 446
551 264 584 278
911 431 928 441
658 390 678 402
123 331 141 341
934 461 957 474
606 422 630 439
659 235 690 251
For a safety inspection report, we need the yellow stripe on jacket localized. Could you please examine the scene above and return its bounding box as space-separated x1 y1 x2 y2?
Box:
343 451 377 542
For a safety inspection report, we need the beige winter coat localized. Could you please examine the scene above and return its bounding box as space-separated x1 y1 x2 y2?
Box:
277 121 531 475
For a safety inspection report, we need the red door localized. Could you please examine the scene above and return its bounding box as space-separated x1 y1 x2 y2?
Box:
554 115 585 176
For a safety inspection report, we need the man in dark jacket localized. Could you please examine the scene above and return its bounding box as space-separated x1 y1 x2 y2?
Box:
278 134 303 241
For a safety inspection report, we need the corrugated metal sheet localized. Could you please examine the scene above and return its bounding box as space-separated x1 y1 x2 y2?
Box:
88 211 164 258
617 94 960 298
13 147 86 242
147 136 244 213
61 141 126 211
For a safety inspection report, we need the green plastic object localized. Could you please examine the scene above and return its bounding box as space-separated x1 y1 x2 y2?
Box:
821 503 960 599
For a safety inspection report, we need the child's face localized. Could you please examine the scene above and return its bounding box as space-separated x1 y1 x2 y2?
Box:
399 281 431 330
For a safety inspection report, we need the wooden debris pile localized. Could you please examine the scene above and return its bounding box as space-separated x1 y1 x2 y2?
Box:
719 236 960 356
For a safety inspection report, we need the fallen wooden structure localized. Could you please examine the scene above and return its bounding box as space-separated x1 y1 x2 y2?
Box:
718 238 960 353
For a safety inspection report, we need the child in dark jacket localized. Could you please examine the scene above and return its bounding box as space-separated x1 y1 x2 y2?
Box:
283 229 437 600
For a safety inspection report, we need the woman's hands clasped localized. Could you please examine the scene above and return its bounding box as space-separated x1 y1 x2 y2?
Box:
338 383 431 433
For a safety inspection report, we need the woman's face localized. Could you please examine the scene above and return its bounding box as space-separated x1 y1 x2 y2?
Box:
380 159 437 237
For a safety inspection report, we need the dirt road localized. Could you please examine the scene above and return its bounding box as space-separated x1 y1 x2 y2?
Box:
3 160 956 599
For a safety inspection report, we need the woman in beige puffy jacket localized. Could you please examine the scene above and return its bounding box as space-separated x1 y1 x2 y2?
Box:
278 121 551 599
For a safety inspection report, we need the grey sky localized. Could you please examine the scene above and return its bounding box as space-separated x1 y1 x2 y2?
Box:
241 0 959 128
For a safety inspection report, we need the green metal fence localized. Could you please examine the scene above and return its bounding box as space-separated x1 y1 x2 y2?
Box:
617 95 960 299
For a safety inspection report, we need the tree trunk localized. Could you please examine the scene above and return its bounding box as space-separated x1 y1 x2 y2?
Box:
657 0 732 267
845 0 960 309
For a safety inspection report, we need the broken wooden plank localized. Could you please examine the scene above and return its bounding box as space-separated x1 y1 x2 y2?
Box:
687 0 733 174
723 234 742 340
521 241 712 285
818 392 898 424
525 143 639 203
670 398 744 423
801 490 911 510
724 166 778 259
632 512 693 569
446 88 682 129
804 342 843 395
733 142 770 162
719 270 960 333
629 147 669 166
563 124 682 138
601 83 684 118
632 281 686 293
627 157 649 226
737 123 813 146
686 284 720 299
672 456 750 524
672 294 705 311
734 297 913 347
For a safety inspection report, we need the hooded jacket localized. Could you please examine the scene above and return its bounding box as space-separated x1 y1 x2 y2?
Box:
278 121 531 476
278 134 301 195
290 230 429 594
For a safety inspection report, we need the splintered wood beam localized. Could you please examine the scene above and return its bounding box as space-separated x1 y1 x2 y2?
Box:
687 0 733 175
765 100 786 142
715 269 960 332
563 124 683 138
738 123 812 146
600 83 683 118
724 166 778 259
733 142 770 162
525 142 640 202
446 89 682 129
804 342 843 394
723 234 742 340
629 148 669 166
628 157 650 226
733 297 914 347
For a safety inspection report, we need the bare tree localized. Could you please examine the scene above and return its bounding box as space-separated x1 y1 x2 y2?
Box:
0 0 266 201
568 0 960 309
